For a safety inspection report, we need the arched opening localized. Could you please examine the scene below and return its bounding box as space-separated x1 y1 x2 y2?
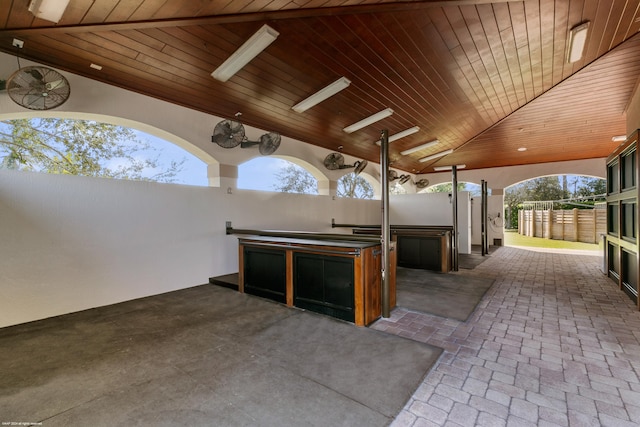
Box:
0 115 210 186
238 156 327 194
420 181 483 196
504 174 605 250
336 172 375 199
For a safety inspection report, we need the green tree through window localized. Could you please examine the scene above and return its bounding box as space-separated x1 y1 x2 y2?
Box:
0 118 202 184
337 173 374 199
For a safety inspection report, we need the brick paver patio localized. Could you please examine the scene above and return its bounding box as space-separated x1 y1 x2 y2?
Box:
372 246 640 427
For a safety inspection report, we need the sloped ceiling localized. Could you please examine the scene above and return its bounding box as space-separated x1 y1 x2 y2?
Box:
1 0 639 173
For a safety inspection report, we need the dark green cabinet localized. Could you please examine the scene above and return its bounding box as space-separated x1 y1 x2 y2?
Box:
606 130 640 308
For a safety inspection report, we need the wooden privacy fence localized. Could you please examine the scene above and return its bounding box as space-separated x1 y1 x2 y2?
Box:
518 208 606 244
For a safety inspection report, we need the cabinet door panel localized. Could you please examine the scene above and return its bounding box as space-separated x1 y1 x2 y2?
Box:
293 253 354 322
243 247 286 303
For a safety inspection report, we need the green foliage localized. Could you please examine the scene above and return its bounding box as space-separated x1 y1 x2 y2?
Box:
272 163 318 194
0 118 184 182
424 182 467 193
390 182 407 194
337 173 374 199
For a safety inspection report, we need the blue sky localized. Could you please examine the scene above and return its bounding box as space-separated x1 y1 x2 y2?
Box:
141 131 287 190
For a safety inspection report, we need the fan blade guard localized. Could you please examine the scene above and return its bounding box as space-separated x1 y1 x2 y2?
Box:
212 119 245 148
7 66 70 110
354 160 368 175
324 153 345 170
259 132 281 155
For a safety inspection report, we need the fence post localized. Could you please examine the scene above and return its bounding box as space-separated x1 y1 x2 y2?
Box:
573 208 579 242
593 209 597 243
518 209 522 235
531 209 536 237
545 209 552 239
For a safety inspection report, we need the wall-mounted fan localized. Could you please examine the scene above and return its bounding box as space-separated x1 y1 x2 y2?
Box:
414 178 429 189
6 66 70 110
323 153 368 175
212 119 246 148
241 132 281 155
388 170 410 184
211 117 281 155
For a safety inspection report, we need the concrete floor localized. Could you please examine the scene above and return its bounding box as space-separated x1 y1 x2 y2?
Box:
0 280 441 426
373 246 640 426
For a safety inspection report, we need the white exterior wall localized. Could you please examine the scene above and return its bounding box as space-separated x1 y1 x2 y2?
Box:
0 170 482 328
390 192 472 254
0 170 378 327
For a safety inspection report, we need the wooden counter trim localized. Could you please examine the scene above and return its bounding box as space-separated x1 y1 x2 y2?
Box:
238 243 245 293
353 250 365 326
285 250 294 307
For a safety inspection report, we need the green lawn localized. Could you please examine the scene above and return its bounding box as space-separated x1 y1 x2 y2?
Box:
503 230 600 251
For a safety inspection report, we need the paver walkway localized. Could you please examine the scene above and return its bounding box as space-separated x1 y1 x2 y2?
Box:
371 246 640 427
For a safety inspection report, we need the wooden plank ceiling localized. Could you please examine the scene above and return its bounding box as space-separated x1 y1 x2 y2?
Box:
1 0 640 173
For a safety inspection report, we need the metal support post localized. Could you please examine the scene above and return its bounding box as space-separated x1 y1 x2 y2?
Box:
380 129 391 318
451 165 459 271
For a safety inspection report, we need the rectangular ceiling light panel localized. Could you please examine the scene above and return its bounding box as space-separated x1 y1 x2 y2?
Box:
292 77 351 113
212 24 280 82
567 22 589 63
376 126 420 146
343 108 394 133
28 0 71 23
418 148 453 163
400 139 439 156
433 164 466 171
389 126 420 142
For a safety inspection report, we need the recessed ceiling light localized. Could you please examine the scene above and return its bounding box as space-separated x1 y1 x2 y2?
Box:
343 108 394 133
612 135 626 142
212 24 279 82
90 63 103 70
292 77 351 113
517 147 527 152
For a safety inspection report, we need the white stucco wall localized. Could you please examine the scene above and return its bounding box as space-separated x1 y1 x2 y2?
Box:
0 168 491 328
0 169 379 327
389 192 473 254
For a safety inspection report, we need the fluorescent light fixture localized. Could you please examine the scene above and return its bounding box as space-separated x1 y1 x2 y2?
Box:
567 22 589 63
400 139 439 156
212 25 279 82
28 0 70 23
612 135 626 142
418 148 453 163
343 108 394 133
376 126 420 145
434 164 466 171
292 77 351 113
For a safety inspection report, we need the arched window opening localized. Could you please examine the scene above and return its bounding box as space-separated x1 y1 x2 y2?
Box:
420 181 482 196
0 117 207 186
504 174 606 230
390 181 408 194
337 173 374 199
238 157 318 194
